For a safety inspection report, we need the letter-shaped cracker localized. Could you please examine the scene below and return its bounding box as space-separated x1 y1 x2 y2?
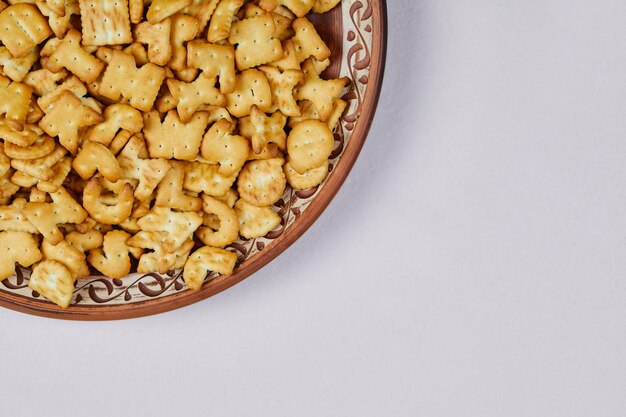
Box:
0 75 33 124
28 260 74 308
23 68 68 97
284 158 328 190
239 105 287 153
0 169 19 203
41 238 89 279
98 50 166 112
196 195 239 248
44 29 105 83
11 145 67 181
133 17 172 66
72 142 122 182
78 0 132 46
84 104 144 146
23 187 88 244
182 160 238 196
0 198 37 233
295 58 347 122
0 120 40 147
259 0 314 17
229 13 283 71
169 14 199 71
183 246 237 290
0 46 38 82
200 119 249 176
4 134 55 160
37 0 81 39
207 0 243 43
225 69 272 117
88 230 136 278
37 157 72 193
187 40 236 94
292 17 330 62
259 65 303 117
39 90 104 154
147 0 191 24
0 4 52 57
155 163 202 211
82 177 134 224
182 0 219 32
117 135 171 201
0 231 41 280
128 231 194 274
137 206 203 253
237 158 286 207
166 75 225 123
234 198 281 239
143 110 210 160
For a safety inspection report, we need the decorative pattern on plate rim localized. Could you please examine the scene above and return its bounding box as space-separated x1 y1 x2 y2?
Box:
0 0 375 307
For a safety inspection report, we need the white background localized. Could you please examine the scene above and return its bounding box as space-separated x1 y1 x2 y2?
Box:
2 1 626 416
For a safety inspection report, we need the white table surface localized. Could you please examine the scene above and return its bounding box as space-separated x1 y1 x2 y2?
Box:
2 1 626 416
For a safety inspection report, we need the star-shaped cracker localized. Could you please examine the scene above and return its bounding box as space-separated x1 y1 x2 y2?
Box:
239 106 287 154
39 90 104 154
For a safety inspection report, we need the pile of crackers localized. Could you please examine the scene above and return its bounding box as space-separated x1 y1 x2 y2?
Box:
0 0 347 308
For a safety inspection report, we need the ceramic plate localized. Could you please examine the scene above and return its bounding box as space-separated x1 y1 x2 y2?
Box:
0 0 387 320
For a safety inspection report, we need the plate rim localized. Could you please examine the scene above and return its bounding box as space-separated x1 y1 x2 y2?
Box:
0 0 388 320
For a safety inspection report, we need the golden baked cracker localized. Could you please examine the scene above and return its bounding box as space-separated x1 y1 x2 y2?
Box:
11 171 38 188
203 105 233 124
169 13 199 71
82 176 134 224
133 17 172 66
0 231 41 280
4 134 55 160
287 119 333 173
268 39 299 71
72 141 122 182
23 187 88 244
155 84 178 113
207 0 243 43
130 231 193 274
183 246 237 290
38 0 66 17
146 0 190 23
272 11 294 41
37 0 80 39
183 160 238 196
258 66 302 117
259 0 314 17
173 67 199 83
143 110 209 160
84 104 143 146
37 75 88 113
129 0 144 23
22 68 67 96
200 118 249 176
0 198 37 232
0 4 52 57
137 206 203 253
123 42 150 65
0 75 33 123
0 169 19 201
239 105 287 153
11 145 66 181
246 143 283 161
155 162 202 211
229 13 283 71
284 158 328 190
0 1 6 12
28 187 48 203
237 158 286 206
41 238 87 278
182 0 218 32
39 90 104 154
295 58 347 122
65 229 103 253
196 194 238 247
87 230 136 278
117 134 171 201
78 0 132 46
44 29 105 83
0 120 40 147
187 40 236 94
0 46 38 82
25 99 45 124
309 56 330 75
166 75 225 123
234 198 281 239
0 143 10 177
225 68 272 117
37 156 72 192
28 260 74 308
312 0 340 13
292 17 330 62
98 49 166 111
